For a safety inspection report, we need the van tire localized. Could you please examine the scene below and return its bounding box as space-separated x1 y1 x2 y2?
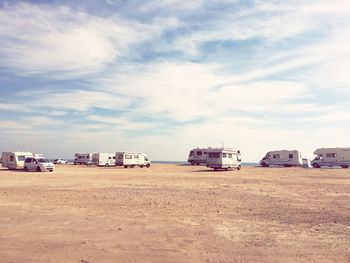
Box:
341 165 349 168
36 166 41 172
140 166 144 168
261 162 267 167
105 163 109 167
146 164 150 168
313 163 320 168
237 165 241 170
124 165 128 168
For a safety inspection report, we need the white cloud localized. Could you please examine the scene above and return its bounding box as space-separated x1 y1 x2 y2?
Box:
0 2 180 78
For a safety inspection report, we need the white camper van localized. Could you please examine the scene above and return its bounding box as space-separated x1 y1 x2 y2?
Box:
206 148 241 171
92 153 116 167
2 152 33 170
24 156 55 172
187 148 208 165
74 153 93 165
311 148 350 168
260 150 302 167
115 152 151 168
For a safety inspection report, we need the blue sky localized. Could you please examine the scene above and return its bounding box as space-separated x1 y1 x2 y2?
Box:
1 0 350 161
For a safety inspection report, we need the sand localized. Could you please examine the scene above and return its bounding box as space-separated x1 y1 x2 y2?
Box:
0 164 349 263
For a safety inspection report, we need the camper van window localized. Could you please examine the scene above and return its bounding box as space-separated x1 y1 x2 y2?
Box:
289 154 293 158
10 156 14 162
190 151 195 156
108 157 111 159
197 151 202 155
86 155 89 158
113 156 116 159
326 153 336 158
144 157 148 161
208 152 220 158
17 156 26 161
134 155 139 159
273 154 280 159
228 153 232 158
125 154 132 159
223 153 227 158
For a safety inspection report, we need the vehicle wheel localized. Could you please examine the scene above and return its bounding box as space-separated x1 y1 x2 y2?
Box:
190 162 194 165
130 165 135 168
36 166 41 172
124 165 128 168
24 166 28 171
341 165 349 168
237 165 241 170
261 162 267 167
105 163 109 167
313 163 320 168
146 164 150 168
140 166 144 168
284 164 290 167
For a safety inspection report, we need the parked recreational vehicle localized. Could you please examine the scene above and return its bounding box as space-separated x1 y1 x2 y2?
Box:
187 148 208 165
115 152 151 168
206 148 241 171
1 151 33 170
311 148 350 168
24 156 55 172
260 150 302 167
92 153 116 167
74 153 92 165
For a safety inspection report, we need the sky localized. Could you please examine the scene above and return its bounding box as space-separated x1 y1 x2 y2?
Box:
0 0 350 162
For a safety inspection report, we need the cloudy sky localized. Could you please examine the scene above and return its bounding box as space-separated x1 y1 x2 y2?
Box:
1 0 350 161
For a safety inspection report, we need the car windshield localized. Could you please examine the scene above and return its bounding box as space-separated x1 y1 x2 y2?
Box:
37 158 50 163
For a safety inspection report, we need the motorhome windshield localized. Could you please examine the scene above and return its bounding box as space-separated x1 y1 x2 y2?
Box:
37 158 50 163
263 155 269 160
17 156 26 161
315 155 322 160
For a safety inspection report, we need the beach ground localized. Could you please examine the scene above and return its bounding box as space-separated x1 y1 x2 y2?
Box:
0 164 349 263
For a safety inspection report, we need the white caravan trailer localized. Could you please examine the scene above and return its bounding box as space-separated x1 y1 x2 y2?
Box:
187 148 209 165
92 153 116 167
206 148 241 171
2 152 33 170
115 152 151 168
74 153 93 165
311 148 350 168
260 150 302 167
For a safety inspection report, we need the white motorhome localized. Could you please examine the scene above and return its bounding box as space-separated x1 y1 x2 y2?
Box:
187 148 208 165
1 152 33 170
74 153 93 165
115 152 151 168
92 153 116 167
260 150 302 167
206 148 241 171
311 148 350 168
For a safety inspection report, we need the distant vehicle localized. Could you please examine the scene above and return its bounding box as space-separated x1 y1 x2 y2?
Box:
115 152 151 168
187 148 209 165
92 153 116 167
260 150 302 167
53 158 68 164
2 151 33 170
206 148 241 171
311 147 350 168
74 153 92 165
24 156 55 172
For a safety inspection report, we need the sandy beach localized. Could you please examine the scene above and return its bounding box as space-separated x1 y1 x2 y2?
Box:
0 164 349 262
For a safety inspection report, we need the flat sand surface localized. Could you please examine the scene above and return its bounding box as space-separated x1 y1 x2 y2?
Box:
0 164 349 263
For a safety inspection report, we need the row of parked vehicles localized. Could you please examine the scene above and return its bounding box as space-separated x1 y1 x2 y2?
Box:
73 152 151 168
188 147 350 168
1 151 152 172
